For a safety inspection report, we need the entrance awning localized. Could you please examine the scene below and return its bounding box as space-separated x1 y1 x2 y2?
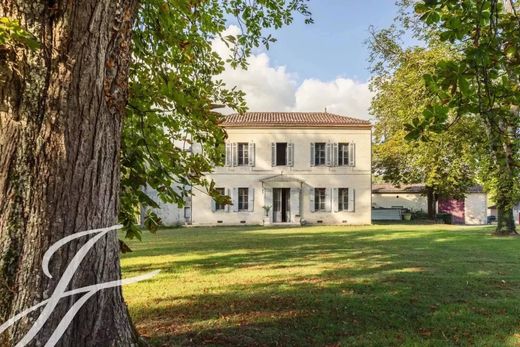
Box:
260 174 305 189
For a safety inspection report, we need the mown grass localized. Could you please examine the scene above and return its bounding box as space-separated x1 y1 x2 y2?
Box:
121 224 520 346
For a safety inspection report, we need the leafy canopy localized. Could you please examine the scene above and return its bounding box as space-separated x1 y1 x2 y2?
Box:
121 0 312 239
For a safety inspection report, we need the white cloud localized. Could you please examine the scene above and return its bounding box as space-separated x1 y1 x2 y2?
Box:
213 26 373 120
292 78 373 119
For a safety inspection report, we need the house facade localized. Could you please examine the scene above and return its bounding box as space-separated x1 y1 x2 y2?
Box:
189 112 372 226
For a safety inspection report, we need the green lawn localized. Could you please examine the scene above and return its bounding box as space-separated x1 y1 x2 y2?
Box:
121 224 520 346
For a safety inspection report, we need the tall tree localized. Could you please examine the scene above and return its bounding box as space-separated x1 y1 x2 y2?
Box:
369 33 480 219
0 1 310 345
412 0 520 234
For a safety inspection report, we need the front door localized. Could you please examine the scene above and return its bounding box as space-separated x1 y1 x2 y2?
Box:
273 188 291 223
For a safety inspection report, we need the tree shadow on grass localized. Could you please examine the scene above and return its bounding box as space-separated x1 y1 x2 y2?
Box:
123 226 520 346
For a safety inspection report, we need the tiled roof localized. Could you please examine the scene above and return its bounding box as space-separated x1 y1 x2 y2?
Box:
221 112 371 128
372 183 485 194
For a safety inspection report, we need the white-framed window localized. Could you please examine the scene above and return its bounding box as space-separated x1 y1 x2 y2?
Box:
338 143 350 166
215 187 226 211
314 188 326 211
225 142 255 167
338 188 349 211
314 143 326 166
271 142 294 167
237 143 249 166
238 187 249 211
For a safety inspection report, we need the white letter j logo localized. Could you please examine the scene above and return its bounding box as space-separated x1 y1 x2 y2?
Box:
0 225 159 347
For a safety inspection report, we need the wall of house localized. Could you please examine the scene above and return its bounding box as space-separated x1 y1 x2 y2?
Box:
463 193 487 225
191 127 372 226
372 193 428 212
145 186 189 226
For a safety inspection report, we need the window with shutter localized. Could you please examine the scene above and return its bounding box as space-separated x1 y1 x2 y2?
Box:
314 188 326 211
272 143 288 166
338 143 349 166
314 143 326 166
238 187 249 211
337 188 349 211
214 187 226 211
237 143 249 166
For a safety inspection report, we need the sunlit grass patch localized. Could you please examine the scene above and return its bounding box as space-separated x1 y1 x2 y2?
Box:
121 224 520 346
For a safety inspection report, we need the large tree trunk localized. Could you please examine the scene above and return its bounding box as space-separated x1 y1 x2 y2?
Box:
426 186 437 220
486 118 517 236
0 1 140 346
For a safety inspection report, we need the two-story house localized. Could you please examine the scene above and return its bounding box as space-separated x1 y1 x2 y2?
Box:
189 112 372 225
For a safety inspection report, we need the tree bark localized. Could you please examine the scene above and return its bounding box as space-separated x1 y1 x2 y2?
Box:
426 186 437 220
0 1 140 346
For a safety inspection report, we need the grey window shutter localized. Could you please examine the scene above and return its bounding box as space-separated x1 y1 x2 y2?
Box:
271 143 276 166
248 143 255 167
332 188 339 212
325 188 332 212
287 143 294 167
232 143 238 167
225 188 230 212
232 188 238 212
325 143 332 166
309 187 315 212
310 143 315 167
225 143 232 166
211 197 216 212
349 143 356 167
248 187 255 212
332 143 339 167
348 188 355 212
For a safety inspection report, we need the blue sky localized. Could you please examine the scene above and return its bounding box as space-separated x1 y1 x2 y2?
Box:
261 0 400 82
218 1 403 119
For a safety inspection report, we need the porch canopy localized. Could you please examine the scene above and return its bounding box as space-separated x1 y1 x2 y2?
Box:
260 174 305 189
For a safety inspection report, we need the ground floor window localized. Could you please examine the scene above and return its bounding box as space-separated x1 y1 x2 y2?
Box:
338 188 349 211
315 188 326 211
215 187 226 211
238 187 249 211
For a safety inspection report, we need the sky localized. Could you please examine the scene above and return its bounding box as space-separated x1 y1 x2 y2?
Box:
216 1 403 120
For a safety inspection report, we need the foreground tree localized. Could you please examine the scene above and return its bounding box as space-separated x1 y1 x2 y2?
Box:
412 0 520 234
0 1 310 345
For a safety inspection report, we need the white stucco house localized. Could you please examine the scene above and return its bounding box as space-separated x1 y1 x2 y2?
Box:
152 112 372 226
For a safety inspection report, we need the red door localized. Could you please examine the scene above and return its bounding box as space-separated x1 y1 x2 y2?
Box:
438 198 465 224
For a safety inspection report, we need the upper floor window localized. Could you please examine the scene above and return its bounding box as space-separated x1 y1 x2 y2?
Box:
314 188 326 211
237 143 249 166
225 142 255 167
238 187 249 211
338 143 350 166
276 143 287 165
314 143 326 166
271 142 294 166
338 188 349 211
